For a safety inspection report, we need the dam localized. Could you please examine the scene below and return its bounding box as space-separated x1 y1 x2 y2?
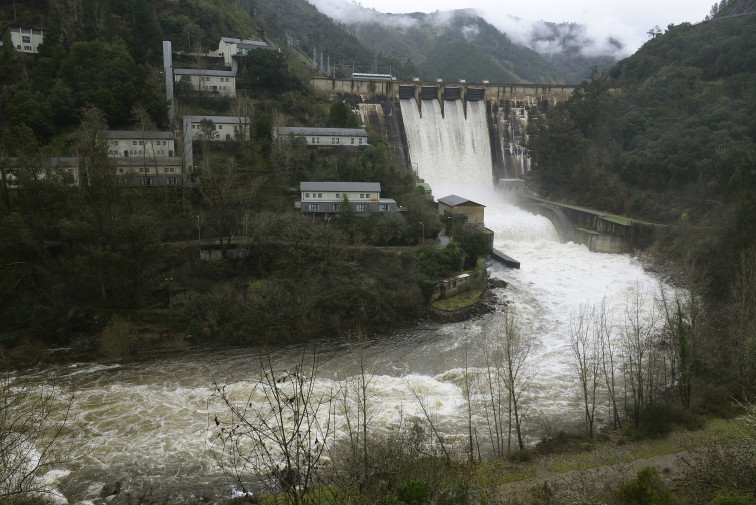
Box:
312 75 578 183
318 75 632 251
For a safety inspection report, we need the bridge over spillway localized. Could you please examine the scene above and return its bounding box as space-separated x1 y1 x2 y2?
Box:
310 75 579 106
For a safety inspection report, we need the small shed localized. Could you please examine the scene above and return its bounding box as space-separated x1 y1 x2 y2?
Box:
437 194 485 225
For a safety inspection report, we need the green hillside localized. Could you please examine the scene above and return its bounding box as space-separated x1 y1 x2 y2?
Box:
527 2 756 298
346 10 616 83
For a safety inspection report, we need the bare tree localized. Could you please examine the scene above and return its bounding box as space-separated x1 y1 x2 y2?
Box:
622 283 661 426
1 377 74 502
131 103 160 180
730 251 756 388
595 298 622 429
482 306 533 454
569 304 601 437
208 349 334 505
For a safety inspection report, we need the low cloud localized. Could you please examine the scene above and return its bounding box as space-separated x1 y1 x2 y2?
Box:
308 0 418 29
309 0 632 58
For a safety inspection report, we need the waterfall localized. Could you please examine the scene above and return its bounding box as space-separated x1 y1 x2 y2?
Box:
400 99 492 196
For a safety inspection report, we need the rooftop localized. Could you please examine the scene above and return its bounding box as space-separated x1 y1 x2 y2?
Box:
438 194 485 207
276 127 368 137
301 181 381 193
106 130 175 140
184 115 250 124
174 68 236 77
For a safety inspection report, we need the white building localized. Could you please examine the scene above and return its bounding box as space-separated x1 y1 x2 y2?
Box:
113 157 183 187
7 27 44 54
217 37 277 71
274 127 368 147
182 115 252 171
298 181 398 216
173 68 236 96
106 131 175 158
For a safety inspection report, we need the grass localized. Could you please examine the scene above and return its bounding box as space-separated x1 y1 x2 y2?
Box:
541 416 745 475
431 287 483 311
604 215 634 225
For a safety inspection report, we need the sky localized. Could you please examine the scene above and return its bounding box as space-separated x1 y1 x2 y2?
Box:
308 0 717 57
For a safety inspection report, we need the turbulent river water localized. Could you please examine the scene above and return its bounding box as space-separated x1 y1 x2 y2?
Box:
6 99 672 505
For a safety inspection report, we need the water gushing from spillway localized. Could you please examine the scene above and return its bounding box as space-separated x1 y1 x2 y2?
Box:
4 99 676 505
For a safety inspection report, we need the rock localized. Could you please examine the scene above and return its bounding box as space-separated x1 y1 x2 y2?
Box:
490 279 508 289
100 481 121 498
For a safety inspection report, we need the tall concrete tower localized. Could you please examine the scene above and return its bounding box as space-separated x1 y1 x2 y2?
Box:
163 41 174 126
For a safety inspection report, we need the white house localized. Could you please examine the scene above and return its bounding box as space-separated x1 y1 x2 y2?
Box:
7 27 44 54
217 37 278 70
275 127 368 147
182 115 252 171
106 131 175 158
298 181 398 216
3 157 79 188
173 68 236 96
113 157 183 187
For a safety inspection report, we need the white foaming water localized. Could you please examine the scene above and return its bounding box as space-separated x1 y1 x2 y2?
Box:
400 99 493 194
6 99 674 504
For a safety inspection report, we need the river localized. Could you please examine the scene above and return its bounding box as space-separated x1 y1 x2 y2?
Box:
3 98 673 505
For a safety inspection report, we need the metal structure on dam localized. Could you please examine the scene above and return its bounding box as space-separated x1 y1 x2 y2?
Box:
311 75 579 107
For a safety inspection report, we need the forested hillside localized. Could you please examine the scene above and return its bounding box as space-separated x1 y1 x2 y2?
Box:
0 0 462 353
341 9 615 83
527 3 756 384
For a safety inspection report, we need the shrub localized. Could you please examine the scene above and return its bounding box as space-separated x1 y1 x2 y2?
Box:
692 384 742 419
99 315 138 359
393 480 431 505
635 402 704 437
618 467 682 505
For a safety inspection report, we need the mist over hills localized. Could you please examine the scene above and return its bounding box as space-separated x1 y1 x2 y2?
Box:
306 0 621 83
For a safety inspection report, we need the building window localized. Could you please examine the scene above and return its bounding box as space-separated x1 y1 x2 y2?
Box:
308 203 320 212
360 194 364 198
365 193 371 198
379 204 388 212
333 203 341 212
318 193 322 198
22 36 30 43
312 137 316 143
351 138 355 144
331 138 335 144
133 141 137 145
118 168 124 174
359 138 363 144
219 125 222 129
336 138 340 144
141 177 153 186
139 140 143 145
336 193 340 198
168 177 177 185
24 46 32 51
305 193 310 198
356 204 367 212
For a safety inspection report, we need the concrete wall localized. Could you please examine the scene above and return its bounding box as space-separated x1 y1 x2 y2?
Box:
311 76 587 104
525 198 633 253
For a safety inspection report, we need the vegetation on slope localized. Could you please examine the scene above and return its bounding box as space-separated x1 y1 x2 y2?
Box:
347 10 614 83
527 2 756 386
